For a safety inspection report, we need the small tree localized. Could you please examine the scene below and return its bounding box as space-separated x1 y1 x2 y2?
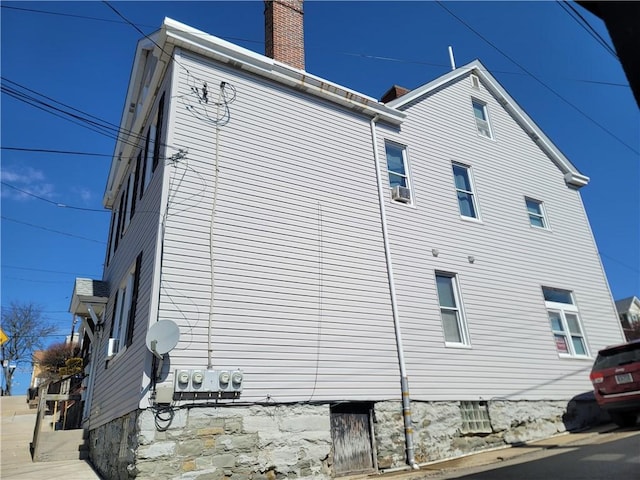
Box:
1 302 57 395
38 341 81 380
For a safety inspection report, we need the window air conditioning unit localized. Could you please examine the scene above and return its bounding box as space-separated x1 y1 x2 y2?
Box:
391 185 411 203
470 74 480 90
107 338 119 357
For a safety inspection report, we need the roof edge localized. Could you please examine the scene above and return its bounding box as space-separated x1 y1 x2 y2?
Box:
389 59 590 189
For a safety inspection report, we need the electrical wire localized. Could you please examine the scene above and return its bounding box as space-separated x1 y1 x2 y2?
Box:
3 3 628 89
1 265 101 276
556 1 618 59
1 146 112 157
1 215 107 244
1 77 148 151
435 1 639 156
0 4 156 26
1 181 108 212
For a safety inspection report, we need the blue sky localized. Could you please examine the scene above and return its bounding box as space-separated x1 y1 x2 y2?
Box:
1 1 638 393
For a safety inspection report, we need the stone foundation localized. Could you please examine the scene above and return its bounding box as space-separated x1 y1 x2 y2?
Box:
88 398 603 479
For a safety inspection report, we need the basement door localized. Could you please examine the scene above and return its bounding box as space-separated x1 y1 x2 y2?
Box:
330 403 376 476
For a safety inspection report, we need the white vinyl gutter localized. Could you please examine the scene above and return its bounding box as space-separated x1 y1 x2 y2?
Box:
369 116 419 470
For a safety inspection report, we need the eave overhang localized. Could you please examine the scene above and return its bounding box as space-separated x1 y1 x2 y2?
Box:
103 17 406 207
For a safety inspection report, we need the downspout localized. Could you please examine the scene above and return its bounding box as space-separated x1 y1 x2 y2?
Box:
369 116 419 470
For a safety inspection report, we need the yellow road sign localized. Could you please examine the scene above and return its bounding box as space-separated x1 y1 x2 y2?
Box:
0 328 8 346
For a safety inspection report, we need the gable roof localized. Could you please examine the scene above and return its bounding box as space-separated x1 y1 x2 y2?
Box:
387 59 590 189
615 296 640 314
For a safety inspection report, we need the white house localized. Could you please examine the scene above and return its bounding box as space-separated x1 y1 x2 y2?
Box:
69 3 624 479
615 296 640 340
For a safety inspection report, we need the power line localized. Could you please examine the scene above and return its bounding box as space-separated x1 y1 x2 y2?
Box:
3 3 627 89
557 1 618 59
2 265 101 276
435 1 639 156
1 78 147 151
600 252 640 274
1 215 107 244
0 4 156 26
1 146 111 157
1 181 108 212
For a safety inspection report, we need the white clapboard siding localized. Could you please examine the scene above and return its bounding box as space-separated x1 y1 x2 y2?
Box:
154 51 401 402
377 73 622 401
88 92 167 430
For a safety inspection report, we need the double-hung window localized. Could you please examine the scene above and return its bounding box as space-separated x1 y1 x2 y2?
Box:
472 99 492 139
525 197 548 229
435 272 470 346
108 253 142 357
385 142 412 203
543 287 588 357
452 163 479 219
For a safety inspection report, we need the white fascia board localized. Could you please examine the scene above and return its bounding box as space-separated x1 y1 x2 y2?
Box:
389 59 589 189
162 18 405 124
104 33 163 207
103 17 405 206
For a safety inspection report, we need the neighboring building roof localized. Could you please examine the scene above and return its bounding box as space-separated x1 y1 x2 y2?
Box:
615 296 640 314
386 59 590 189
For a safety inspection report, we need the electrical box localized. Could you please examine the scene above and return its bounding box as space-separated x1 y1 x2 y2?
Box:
173 369 243 395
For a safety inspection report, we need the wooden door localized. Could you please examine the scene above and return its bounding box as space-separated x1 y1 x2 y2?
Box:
330 404 375 475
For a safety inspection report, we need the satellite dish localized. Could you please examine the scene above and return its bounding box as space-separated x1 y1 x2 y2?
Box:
145 320 180 358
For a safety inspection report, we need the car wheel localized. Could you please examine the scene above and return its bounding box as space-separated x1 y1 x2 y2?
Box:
609 412 637 428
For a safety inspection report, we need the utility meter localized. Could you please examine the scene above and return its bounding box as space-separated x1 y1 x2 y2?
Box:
219 371 231 385
192 370 204 386
178 370 190 385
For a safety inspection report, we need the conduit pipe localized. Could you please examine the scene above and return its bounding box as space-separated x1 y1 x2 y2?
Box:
369 116 419 470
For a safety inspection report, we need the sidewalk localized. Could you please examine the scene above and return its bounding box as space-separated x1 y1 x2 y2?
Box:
0 395 101 479
340 423 623 480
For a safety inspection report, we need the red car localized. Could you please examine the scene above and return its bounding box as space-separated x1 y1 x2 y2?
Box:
590 339 640 427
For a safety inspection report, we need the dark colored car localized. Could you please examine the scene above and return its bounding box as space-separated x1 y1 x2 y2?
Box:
590 340 640 427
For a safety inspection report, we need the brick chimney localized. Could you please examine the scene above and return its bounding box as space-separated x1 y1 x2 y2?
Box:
264 0 305 70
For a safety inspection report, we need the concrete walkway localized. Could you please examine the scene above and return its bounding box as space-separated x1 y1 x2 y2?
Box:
1 395 101 479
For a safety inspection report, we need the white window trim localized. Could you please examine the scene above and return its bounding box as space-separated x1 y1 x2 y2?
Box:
109 267 135 358
452 162 482 221
436 272 471 347
384 141 414 205
143 121 157 191
543 290 590 359
471 99 494 140
108 208 120 261
525 197 550 230
123 171 136 233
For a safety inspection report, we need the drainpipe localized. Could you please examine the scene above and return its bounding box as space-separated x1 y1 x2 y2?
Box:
369 116 419 470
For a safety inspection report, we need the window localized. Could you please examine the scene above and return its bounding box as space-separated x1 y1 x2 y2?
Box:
385 142 412 203
106 210 117 265
122 172 135 233
525 197 547 229
108 253 142 357
543 287 588 357
452 163 479 219
142 122 156 192
140 92 165 195
436 272 470 346
472 100 492 138
460 401 492 434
